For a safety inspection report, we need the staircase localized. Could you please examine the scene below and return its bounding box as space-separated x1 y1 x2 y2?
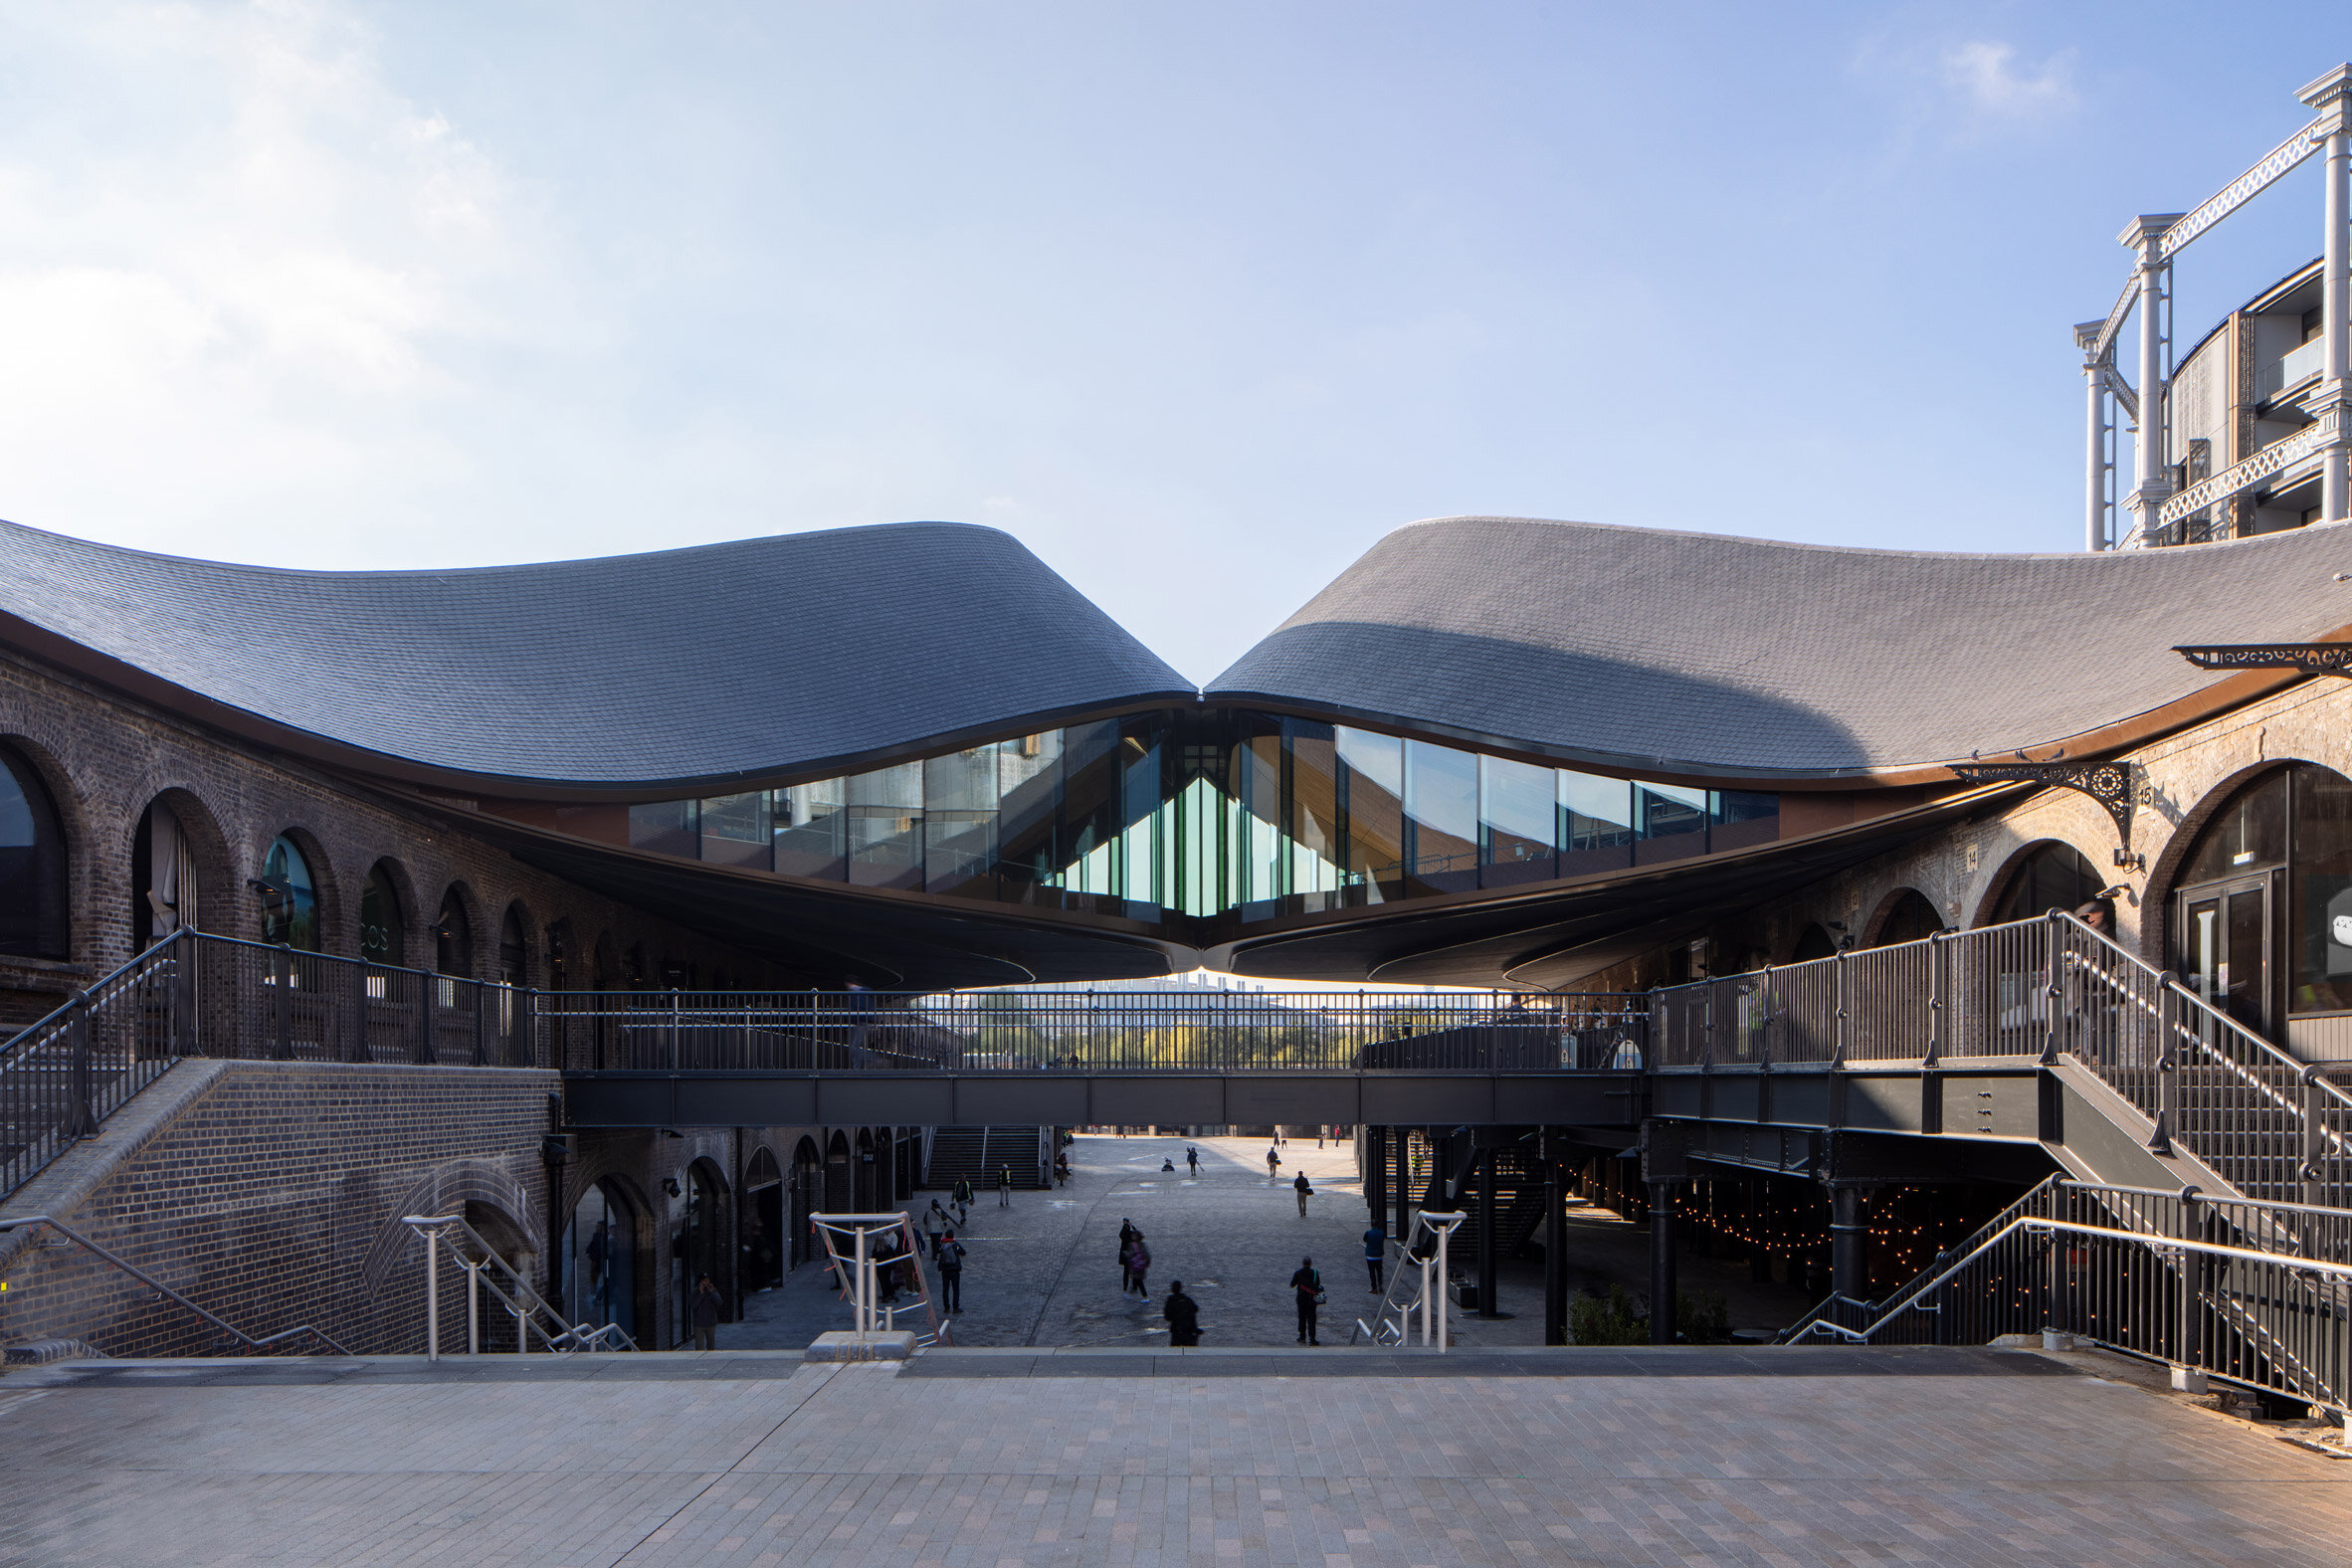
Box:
922 1126 1048 1190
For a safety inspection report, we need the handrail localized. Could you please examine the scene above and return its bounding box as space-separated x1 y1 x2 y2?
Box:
0 1213 352 1356
0 929 183 1060
401 1213 634 1356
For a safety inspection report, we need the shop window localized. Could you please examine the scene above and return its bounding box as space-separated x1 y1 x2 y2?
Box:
0 746 68 960
359 864 404 968
259 835 319 951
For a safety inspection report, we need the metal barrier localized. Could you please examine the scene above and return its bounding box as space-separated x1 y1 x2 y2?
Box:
1651 911 2352 1206
0 1212 351 1357
533 989 1649 1075
1 934 187 1198
402 1213 634 1358
1350 1210 1467 1349
808 1211 951 1348
1781 1179 2352 1417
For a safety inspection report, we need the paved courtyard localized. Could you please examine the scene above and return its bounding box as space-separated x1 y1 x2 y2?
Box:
4 1345 2350 1565
726 1134 1813 1351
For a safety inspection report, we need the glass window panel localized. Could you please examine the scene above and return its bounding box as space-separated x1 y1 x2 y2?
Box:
1405 739 1478 890
359 866 403 966
698 792 771 870
924 746 1000 814
773 780 846 881
1707 789 1779 852
1480 756 1556 862
2292 765 2352 1013
629 800 698 859
1560 772 1633 851
1117 719 1164 910
923 747 1001 897
848 763 923 888
1285 718 1342 902
1636 783 1707 840
1336 727 1405 900
1060 721 1120 896
261 835 319 951
995 733 1064 900
2179 770 2288 884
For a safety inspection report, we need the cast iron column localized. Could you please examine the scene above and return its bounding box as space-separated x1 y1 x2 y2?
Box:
1368 1126 1388 1225
1476 1149 1498 1317
1831 1184 1867 1305
1648 1179 1677 1344
1543 1138 1566 1345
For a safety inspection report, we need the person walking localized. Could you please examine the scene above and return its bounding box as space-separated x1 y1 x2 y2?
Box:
1185 1146 1200 1178
1290 1257 1323 1345
1124 1232 1152 1301
1117 1217 1138 1286
924 1200 951 1257
1363 1224 1387 1292
998 1165 1014 1207
951 1175 973 1226
691 1275 722 1352
1266 1145 1281 1184
1163 1280 1201 1347
934 1232 965 1313
1293 1170 1313 1217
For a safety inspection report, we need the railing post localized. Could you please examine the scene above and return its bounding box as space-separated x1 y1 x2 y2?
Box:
2153 978 2179 1156
2303 1067 2328 1209
414 971 437 1067
1832 948 1849 1068
169 928 196 1059
2041 911 2062 1066
62 989 98 1139
473 980 487 1068
273 942 294 1061
425 1225 442 1363
1923 931 1944 1069
2174 1187 2207 1394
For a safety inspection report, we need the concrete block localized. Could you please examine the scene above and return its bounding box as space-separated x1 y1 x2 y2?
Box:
804 1330 917 1363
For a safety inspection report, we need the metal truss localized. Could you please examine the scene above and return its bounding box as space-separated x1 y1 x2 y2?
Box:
1948 757 2135 842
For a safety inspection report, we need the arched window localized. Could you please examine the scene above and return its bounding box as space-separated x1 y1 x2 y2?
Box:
435 890 473 977
745 1148 784 1285
2171 764 2352 1033
1991 842 2103 925
0 745 68 959
499 906 527 989
1791 923 1838 962
360 864 405 968
132 799 201 949
260 835 319 951
1871 889 1946 948
560 1180 638 1343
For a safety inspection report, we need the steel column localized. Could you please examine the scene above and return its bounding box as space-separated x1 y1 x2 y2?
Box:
1832 1184 1868 1305
1543 1138 1566 1346
1648 1179 1677 1344
2303 68 2352 524
1475 1150 1498 1317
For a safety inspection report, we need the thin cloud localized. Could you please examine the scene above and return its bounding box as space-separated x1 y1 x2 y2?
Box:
1943 41 2078 122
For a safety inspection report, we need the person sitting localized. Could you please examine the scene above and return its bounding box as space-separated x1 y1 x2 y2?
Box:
1161 1157 1176 1172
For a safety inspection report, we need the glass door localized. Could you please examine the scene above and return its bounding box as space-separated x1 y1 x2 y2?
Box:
2179 878 2271 1035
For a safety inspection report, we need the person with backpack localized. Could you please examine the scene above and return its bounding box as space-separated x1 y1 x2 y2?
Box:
997 1165 1014 1207
1289 1256 1323 1345
1293 1170 1313 1217
951 1175 973 1226
934 1232 965 1313
1163 1280 1201 1347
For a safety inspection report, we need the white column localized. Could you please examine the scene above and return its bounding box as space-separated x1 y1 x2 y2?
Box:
2076 322 2109 550
2121 215 2181 545
2303 67 2352 525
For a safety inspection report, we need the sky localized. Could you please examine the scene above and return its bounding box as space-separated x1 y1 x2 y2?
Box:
0 2 2343 685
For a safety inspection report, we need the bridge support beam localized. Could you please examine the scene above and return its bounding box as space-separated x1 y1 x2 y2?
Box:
1367 1126 1387 1228
1475 1151 1499 1318
1831 1184 1868 1306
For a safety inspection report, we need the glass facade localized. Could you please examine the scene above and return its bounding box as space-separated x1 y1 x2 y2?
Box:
617 708 1780 929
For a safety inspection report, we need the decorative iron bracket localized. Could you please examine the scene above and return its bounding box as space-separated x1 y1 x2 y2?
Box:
2173 644 2352 678
1949 758 2136 845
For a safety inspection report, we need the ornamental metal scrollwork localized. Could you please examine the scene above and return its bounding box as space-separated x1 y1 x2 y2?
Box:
2173 644 2352 678
1949 758 2136 845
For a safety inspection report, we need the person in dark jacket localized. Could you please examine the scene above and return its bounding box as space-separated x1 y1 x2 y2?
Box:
1163 1281 1201 1346
1123 1233 1152 1300
1289 1257 1322 1345
934 1233 965 1313
1117 1218 1137 1286
691 1275 722 1352
1293 1171 1313 1217
1363 1225 1387 1292
950 1176 974 1226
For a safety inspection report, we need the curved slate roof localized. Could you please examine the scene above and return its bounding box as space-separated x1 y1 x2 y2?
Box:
1208 514 2352 779
0 519 1193 790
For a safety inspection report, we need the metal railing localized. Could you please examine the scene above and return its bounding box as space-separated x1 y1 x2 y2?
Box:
1780 1179 2352 1416
536 989 1650 1075
1350 1209 1468 1349
1650 910 2352 1207
0 1212 352 1356
1 934 188 1198
402 1213 633 1358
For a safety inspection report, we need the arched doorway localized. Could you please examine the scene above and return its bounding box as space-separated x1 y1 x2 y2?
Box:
825 1131 852 1213
130 796 205 950
743 1147 784 1288
560 1179 641 1344
1989 841 2103 925
360 863 406 969
1870 889 1946 947
2168 764 2352 1041
435 890 474 977
260 834 321 950
853 1127 876 1211
1791 923 1837 962
671 1160 728 1346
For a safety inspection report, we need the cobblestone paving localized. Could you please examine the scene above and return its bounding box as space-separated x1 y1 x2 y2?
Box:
726 1135 1395 1350
3 1349 2350 1566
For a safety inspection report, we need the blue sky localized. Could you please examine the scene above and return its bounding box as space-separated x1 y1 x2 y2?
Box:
0 3 2342 682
